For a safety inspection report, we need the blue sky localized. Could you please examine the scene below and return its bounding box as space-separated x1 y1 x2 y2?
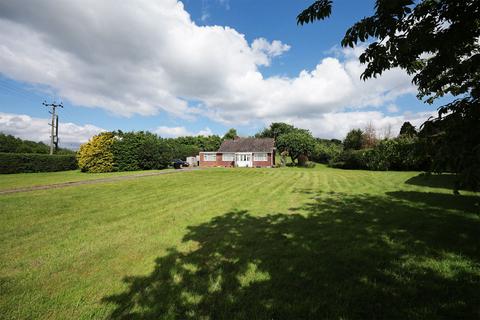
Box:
0 0 437 147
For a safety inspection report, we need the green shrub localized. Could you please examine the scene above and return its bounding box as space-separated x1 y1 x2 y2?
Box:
0 153 77 174
330 136 431 171
311 140 343 163
303 161 316 168
363 137 430 171
77 132 115 173
329 150 367 169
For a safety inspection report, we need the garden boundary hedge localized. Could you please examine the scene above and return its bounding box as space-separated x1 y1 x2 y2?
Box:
0 152 78 174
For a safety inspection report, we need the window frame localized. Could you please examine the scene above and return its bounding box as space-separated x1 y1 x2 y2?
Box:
203 153 216 161
254 153 267 161
222 153 235 161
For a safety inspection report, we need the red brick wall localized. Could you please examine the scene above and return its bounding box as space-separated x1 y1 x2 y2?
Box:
200 152 275 168
199 153 235 167
252 152 273 167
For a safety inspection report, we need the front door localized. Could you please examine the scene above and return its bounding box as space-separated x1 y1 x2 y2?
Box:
236 153 252 167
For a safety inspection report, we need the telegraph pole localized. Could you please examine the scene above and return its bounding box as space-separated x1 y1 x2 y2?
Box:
43 101 63 155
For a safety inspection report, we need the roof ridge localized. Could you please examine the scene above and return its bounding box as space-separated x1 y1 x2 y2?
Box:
217 137 275 152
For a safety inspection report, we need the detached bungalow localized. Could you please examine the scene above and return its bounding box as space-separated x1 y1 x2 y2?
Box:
199 137 275 168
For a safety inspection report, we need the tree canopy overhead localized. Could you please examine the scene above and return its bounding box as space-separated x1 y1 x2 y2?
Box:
256 122 296 140
298 0 479 101
276 131 316 164
298 0 480 190
399 122 417 137
343 129 364 150
223 128 238 140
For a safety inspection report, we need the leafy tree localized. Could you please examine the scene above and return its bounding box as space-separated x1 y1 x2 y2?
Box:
298 0 480 190
256 122 296 140
77 132 115 173
311 139 343 163
276 131 316 165
223 128 238 140
399 122 417 137
173 135 222 152
343 129 363 150
168 142 200 160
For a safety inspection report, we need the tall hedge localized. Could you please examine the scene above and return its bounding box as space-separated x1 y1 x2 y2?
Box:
310 140 343 163
112 131 171 171
0 153 77 174
329 136 431 171
76 130 220 173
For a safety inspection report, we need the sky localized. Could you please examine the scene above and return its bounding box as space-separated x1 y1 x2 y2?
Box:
0 0 439 148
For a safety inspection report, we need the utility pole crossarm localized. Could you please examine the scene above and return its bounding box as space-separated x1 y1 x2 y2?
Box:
43 101 63 155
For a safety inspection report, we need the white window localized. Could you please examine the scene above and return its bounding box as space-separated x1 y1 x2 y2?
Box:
254 153 267 161
222 153 234 161
237 154 251 161
203 153 216 161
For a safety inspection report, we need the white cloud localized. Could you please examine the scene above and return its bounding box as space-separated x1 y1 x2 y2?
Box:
197 127 214 136
154 126 213 138
0 0 420 132
200 12 210 22
0 112 105 148
200 0 230 23
283 110 435 139
387 104 400 113
251 38 291 66
0 0 290 119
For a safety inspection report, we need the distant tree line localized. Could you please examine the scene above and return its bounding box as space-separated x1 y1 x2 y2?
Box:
0 133 75 155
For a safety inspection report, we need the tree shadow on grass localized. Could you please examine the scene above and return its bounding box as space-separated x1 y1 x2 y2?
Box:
404 172 473 191
387 190 479 213
103 192 480 319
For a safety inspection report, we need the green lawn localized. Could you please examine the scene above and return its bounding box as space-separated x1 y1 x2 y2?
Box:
0 169 165 191
0 166 479 319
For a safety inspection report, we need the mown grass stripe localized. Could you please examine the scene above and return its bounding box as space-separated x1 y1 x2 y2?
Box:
0 166 478 319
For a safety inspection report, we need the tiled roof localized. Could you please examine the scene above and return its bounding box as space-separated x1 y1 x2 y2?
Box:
218 137 275 152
